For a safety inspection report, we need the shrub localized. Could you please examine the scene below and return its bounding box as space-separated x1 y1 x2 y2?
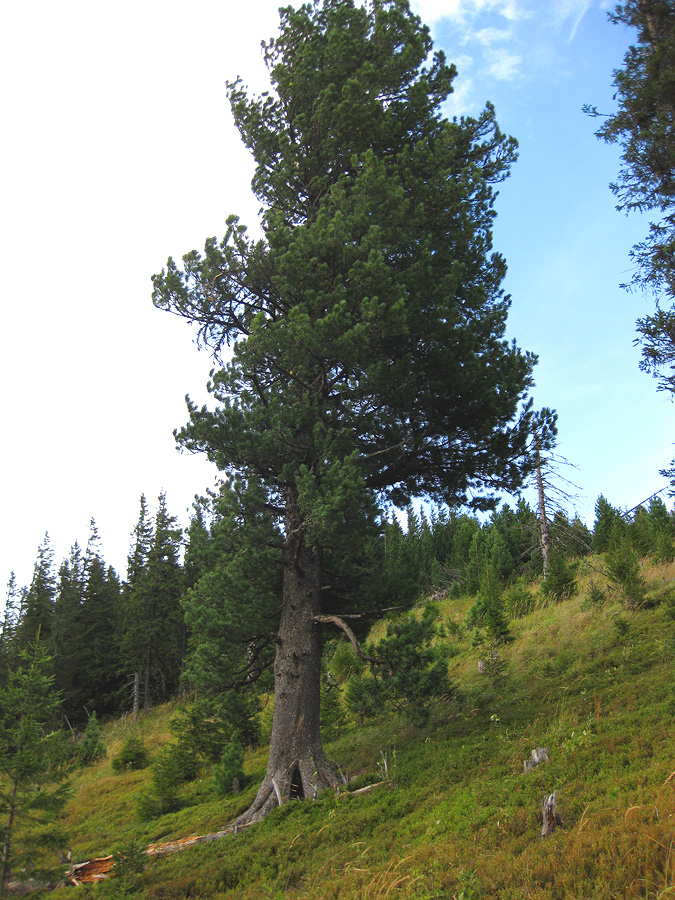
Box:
135 741 201 820
479 567 512 644
606 532 645 607
542 550 576 601
213 732 245 797
77 712 106 767
170 691 258 761
112 734 149 773
504 581 535 618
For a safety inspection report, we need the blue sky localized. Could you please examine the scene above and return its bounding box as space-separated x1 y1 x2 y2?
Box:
1 0 672 591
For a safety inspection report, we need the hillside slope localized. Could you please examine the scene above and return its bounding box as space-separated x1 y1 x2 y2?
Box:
50 558 675 900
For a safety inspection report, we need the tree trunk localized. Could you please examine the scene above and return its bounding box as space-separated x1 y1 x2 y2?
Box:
132 673 140 720
235 492 345 825
534 439 551 578
143 653 151 711
1 779 19 888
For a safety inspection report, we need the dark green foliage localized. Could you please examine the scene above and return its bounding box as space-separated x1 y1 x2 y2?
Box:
17 534 56 653
606 528 646 607
503 580 535 618
584 581 608 609
479 567 512 644
212 732 245 797
588 2 675 395
108 837 147 896
121 492 185 709
542 549 577 601
136 741 199 820
592 495 624 553
344 669 382 726
152 0 547 802
0 638 69 889
170 693 258 763
180 480 282 701
52 527 123 726
112 734 149 773
343 607 453 728
550 509 593 558
77 711 106 767
0 574 23 672
372 606 452 727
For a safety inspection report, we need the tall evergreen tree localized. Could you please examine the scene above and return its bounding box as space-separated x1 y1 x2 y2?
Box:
122 493 184 709
77 521 123 718
0 638 68 890
0 575 24 673
52 542 86 726
593 495 625 553
17 535 56 654
153 0 544 821
126 494 152 588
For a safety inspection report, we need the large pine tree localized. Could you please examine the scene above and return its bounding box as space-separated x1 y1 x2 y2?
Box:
153 0 542 822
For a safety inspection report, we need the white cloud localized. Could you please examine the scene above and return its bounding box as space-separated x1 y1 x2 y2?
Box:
473 26 514 46
412 0 526 25
443 75 477 117
486 47 522 80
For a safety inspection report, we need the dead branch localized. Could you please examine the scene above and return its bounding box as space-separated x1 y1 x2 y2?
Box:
313 614 382 664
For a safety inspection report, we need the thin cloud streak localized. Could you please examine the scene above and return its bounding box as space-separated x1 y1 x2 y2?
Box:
411 0 526 25
550 0 595 41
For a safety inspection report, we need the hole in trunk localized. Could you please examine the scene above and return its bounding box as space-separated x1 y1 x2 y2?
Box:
289 766 304 800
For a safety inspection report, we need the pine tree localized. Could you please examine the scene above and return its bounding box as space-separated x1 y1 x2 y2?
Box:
0 637 69 890
153 0 543 822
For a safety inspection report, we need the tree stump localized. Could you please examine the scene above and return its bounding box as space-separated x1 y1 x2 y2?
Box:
524 747 550 773
541 791 562 838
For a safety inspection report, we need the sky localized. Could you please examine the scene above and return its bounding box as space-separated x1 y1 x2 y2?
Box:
1 0 672 592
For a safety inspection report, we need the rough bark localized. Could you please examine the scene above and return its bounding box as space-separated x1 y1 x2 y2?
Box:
235 492 345 825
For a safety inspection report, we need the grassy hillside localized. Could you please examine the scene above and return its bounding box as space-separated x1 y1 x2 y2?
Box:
50 556 675 900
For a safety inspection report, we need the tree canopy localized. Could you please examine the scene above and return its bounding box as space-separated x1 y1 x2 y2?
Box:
586 0 675 396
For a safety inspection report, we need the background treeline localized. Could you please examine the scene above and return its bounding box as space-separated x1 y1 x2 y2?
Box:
2 488 674 732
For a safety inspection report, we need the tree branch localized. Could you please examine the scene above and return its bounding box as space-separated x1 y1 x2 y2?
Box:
313 614 381 664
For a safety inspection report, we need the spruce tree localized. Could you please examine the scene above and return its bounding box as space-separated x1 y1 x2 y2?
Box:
153 0 543 822
0 575 24 673
17 535 56 654
52 543 86 726
122 493 184 709
0 638 68 890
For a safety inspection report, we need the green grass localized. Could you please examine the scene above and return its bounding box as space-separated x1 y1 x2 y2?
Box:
49 556 675 899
